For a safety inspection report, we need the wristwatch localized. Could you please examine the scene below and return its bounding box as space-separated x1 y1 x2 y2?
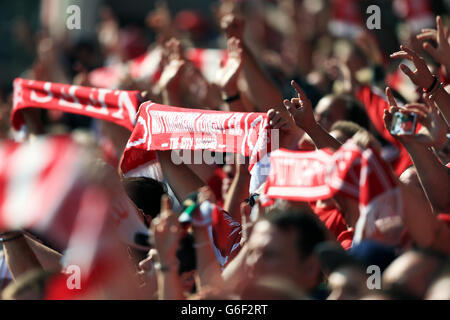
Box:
222 92 241 103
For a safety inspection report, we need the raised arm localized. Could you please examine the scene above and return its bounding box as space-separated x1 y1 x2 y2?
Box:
384 88 450 212
221 14 283 112
156 150 205 203
191 188 226 291
284 81 342 151
158 38 186 107
390 45 450 125
151 196 185 300
222 156 251 224
1 231 42 280
216 37 246 112
417 16 450 82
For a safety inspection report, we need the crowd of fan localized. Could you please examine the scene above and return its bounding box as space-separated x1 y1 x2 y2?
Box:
0 0 449 300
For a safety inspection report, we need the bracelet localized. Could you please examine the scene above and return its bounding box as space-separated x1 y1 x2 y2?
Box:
424 75 438 93
0 232 23 243
428 81 443 99
154 261 178 273
223 93 241 103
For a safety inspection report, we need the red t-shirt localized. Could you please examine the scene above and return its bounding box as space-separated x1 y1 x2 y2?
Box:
310 201 352 249
337 229 354 250
355 85 413 176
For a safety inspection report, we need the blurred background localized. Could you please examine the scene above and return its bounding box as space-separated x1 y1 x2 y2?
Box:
0 0 449 107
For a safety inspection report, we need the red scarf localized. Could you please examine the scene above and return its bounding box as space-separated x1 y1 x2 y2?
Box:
12 78 141 131
265 140 403 245
121 102 273 176
0 136 148 276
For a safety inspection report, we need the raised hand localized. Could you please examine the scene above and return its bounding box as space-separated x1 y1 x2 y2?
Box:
137 249 159 297
355 32 384 66
158 38 186 91
220 14 245 40
384 87 448 148
267 107 297 132
267 100 304 150
417 16 450 70
283 81 317 132
323 58 355 93
151 195 182 266
390 45 435 90
197 186 217 206
216 37 243 96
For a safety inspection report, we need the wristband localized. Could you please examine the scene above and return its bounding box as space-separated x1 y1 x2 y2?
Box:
428 82 443 99
223 93 241 103
424 75 438 93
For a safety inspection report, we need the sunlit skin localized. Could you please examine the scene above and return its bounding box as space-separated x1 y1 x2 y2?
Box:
383 251 442 299
426 276 450 300
327 266 369 300
245 220 320 293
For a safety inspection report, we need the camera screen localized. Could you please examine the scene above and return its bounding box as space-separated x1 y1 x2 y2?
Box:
390 112 417 135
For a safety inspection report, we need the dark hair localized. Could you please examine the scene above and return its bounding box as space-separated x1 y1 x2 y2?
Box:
122 177 168 219
336 95 370 130
264 209 327 260
330 120 364 142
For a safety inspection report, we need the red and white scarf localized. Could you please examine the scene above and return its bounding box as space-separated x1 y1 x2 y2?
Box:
121 102 273 178
12 78 141 131
265 140 404 245
0 136 149 271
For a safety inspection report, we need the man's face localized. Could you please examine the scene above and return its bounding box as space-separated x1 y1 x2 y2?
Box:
245 220 315 290
315 98 346 132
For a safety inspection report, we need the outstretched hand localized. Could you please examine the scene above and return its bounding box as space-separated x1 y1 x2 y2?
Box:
355 32 384 66
216 37 243 95
267 89 304 150
390 45 435 90
384 87 448 148
158 38 186 91
417 16 450 70
283 81 317 132
151 195 182 265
